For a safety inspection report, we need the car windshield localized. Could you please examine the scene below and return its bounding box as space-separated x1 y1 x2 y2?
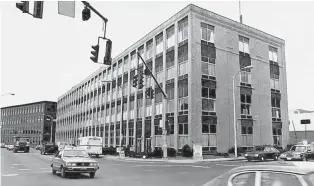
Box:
291 146 306 152
255 146 265 151
63 150 89 158
16 138 29 142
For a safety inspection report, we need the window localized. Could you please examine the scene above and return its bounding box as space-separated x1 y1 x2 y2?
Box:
167 100 174 113
146 41 153 60
178 17 188 43
167 67 176 80
269 46 278 63
271 98 281 119
241 94 251 115
178 44 188 63
261 172 303 186
240 71 252 84
201 62 215 76
118 61 122 75
179 62 188 76
178 80 188 98
202 87 216 112
239 36 250 54
178 123 188 135
270 78 279 90
232 172 256 186
155 103 162 115
166 26 175 49
146 106 152 116
202 117 217 134
201 23 214 43
156 34 163 55
156 72 163 83
124 56 129 72
138 47 144 65
178 97 188 111
131 53 137 69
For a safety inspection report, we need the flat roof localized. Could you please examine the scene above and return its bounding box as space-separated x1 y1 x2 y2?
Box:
1 101 56 110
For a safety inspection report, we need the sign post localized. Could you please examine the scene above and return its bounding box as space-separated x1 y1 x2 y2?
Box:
300 119 311 139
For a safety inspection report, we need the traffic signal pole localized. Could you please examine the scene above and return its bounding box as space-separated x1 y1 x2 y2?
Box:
137 52 168 158
81 1 108 38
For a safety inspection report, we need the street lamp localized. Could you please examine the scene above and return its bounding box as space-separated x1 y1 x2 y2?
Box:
1 93 15 96
232 65 253 158
102 80 125 147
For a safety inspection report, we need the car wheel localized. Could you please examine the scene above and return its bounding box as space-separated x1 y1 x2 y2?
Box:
96 154 99 158
260 156 265 161
60 167 66 178
247 158 252 162
90 172 95 178
52 168 56 175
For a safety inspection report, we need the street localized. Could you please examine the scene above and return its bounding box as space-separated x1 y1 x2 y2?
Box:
0 148 298 186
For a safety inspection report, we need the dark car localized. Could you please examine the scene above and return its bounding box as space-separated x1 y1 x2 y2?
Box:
244 145 280 161
41 143 58 155
280 144 314 161
202 165 314 186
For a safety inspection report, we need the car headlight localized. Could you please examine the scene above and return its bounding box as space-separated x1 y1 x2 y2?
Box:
90 163 98 166
244 154 248 156
254 154 259 157
66 163 76 166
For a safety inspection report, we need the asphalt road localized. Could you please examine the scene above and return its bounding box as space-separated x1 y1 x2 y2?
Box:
0 148 297 186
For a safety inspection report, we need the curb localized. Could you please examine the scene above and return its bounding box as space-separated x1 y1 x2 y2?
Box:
102 156 246 163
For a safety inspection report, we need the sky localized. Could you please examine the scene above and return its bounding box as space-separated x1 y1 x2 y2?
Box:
0 1 314 111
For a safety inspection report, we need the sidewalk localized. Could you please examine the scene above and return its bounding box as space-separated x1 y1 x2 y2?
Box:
101 155 246 163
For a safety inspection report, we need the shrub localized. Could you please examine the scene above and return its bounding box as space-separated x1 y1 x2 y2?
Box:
182 144 193 157
167 148 177 157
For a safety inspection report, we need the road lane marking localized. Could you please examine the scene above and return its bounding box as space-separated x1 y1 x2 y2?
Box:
18 169 31 171
178 172 189 174
222 164 238 167
191 166 211 169
2 174 18 177
143 169 155 172
12 164 23 166
40 168 49 170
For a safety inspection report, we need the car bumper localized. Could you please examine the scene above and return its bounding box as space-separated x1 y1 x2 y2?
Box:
280 157 302 161
245 156 261 160
64 166 99 173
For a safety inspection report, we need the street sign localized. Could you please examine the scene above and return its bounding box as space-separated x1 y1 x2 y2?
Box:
301 119 311 124
58 1 75 18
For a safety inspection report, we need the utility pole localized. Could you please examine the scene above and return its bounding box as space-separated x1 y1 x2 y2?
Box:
137 52 168 158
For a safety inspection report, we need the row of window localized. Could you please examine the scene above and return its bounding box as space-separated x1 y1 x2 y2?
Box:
1 104 47 116
2 116 46 126
58 17 189 109
1 126 42 135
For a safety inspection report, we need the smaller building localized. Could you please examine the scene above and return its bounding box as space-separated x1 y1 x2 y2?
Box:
1 101 57 145
289 109 314 144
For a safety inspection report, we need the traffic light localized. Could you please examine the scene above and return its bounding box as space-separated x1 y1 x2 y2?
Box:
33 1 44 19
144 68 150 76
103 40 112 65
132 75 138 88
16 1 29 13
82 7 91 21
165 116 171 134
145 87 151 99
90 45 99 63
138 74 144 89
150 88 155 99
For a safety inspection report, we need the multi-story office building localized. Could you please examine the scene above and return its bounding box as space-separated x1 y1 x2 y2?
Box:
56 4 288 153
1 101 57 145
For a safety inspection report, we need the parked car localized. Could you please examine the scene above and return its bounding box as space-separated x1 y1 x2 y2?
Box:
280 144 314 161
35 145 42 150
201 165 314 186
41 143 58 155
51 149 99 178
1 143 6 148
244 145 280 161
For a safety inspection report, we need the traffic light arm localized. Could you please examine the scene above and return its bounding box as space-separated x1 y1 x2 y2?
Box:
81 1 108 37
137 52 167 99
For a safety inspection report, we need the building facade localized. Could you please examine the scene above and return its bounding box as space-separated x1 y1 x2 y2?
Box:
1 101 57 145
289 109 314 143
56 4 288 153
